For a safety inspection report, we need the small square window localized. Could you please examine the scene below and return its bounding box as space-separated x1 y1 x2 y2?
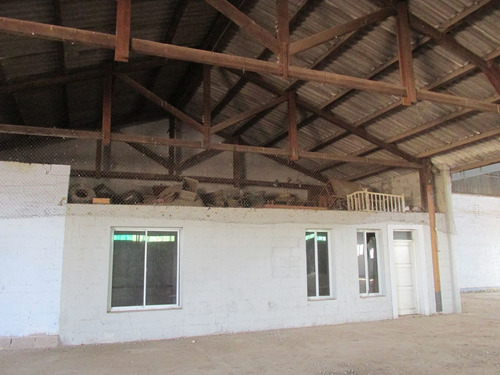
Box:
110 229 180 310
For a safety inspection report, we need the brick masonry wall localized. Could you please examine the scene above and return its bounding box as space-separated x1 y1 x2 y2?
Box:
0 161 69 346
60 205 453 345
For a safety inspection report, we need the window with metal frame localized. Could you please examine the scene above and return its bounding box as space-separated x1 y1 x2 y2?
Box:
110 228 180 310
305 230 331 298
357 230 379 295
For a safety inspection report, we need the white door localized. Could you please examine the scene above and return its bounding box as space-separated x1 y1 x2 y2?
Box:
394 239 418 315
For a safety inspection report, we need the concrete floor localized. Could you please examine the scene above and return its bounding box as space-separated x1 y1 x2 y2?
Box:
1 292 499 375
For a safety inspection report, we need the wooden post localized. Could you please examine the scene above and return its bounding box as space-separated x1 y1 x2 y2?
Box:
421 161 442 312
102 64 113 171
203 65 211 147
396 0 417 106
114 0 131 62
276 0 289 78
288 91 299 161
169 115 176 175
233 135 243 187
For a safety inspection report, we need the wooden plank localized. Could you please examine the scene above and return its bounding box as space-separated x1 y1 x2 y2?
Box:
288 91 298 161
110 132 202 148
203 0 280 54
289 7 395 56
210 95 287 134
114 0 131 62
299 150 421 168
127 142 173 170
114 72 206 134
395 1 417 105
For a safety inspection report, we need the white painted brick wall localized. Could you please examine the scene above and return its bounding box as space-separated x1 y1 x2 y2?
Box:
60 205 452 345
452 194 500 290
0 161 69 339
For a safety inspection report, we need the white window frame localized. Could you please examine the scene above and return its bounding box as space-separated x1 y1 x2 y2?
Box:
357 230 381 297
108 227 181 312
306 229 333 300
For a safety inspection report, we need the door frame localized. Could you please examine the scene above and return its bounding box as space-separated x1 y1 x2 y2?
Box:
388 225 431 318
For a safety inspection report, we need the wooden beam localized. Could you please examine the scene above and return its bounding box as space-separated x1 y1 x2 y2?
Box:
451 153 500 173
233 135 242 187
424 162 443 312
71 169 319 189
289 6 395 56
168 116 176 174
395 1 417 105
387 94 500 143
203 65 211 146
114 0 132 62
288 91 298 161
203 0 280 54
210 95 287 134
482 64 500 95
417 127 500 158
0 123 100 139
409 14 488 70
276 0 289 78
416 89 500 113
127 142 173 170
101 66 113 170
114 72 206 134
175 149 223 172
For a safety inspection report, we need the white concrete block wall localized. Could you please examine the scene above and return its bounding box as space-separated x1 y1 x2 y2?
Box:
452 194 500 290
60 205 448 345
0 161 70 345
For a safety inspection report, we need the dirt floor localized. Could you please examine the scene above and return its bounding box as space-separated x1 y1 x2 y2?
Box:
1 292 499 375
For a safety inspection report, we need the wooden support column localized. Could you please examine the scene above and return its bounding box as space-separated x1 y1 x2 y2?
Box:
288 91 299 161
276 0 289 78
396 0 417 106
114 0 131 62
169 115 176 175
420 160 442 312
203 65 211 147
101 65 113 171
233 135 243 187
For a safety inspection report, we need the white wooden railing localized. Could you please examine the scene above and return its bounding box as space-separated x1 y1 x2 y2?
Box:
347 190 405 213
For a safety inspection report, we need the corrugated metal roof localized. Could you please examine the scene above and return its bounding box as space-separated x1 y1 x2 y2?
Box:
0 0 499 186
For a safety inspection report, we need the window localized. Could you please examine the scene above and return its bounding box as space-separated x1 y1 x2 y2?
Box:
110 229 179 310
357 231 379 295
306 230 331 298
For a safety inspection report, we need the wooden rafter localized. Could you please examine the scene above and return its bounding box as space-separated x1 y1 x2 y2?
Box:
289 6 395 56
114 73 206 135
114 0 132 62
276 0 289 78
203 0 280 54
451 153 500 173
288 91 298 161
210 95 287 134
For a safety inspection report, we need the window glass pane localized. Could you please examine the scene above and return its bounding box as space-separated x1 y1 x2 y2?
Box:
366 232 379 293
393 231 412 240
357 232 366 294
317 232 330 296
305 231 316 297
146 231 178 305
111 231 145 307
